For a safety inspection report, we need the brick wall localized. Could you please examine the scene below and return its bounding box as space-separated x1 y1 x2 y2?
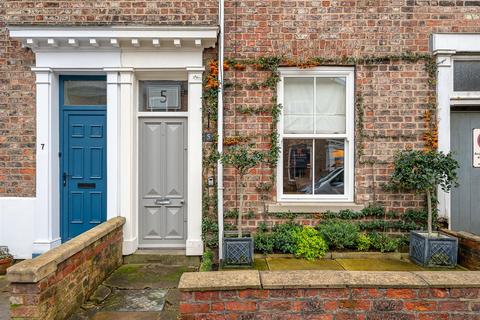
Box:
179 270 480 320
220 1 480 227
441 229 480 271
0 0 218 197
7 217 125 320
180 287 480 319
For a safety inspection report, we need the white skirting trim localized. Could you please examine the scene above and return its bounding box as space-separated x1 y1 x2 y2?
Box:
186 239 204 256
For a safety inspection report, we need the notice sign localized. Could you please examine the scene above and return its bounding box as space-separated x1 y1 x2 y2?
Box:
474 129 480 168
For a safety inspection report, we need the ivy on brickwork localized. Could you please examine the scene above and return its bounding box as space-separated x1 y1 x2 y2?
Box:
201 53 439 248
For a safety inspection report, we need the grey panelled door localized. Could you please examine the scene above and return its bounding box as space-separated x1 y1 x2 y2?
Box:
139 118 187 246
451 111 480 235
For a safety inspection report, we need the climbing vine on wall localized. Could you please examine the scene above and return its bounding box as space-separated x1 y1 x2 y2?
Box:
201 53 439 248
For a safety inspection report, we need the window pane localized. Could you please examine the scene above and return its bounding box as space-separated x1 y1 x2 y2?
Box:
64 80 106 106
454 61 480 92
284 78 314 134
139 81 188 112
315 77 346 134
283 139 313 194
313 139 345 195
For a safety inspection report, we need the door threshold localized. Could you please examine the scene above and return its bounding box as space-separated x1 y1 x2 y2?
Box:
133 249 187 256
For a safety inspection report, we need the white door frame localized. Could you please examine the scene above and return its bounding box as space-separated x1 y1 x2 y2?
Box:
432 33 480 226
9 26 217 256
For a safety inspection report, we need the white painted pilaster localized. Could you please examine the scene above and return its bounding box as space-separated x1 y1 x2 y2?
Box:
186 67 204 256
105 70 121 220
118 69 137 255
32 67 61 254
436 52 455 222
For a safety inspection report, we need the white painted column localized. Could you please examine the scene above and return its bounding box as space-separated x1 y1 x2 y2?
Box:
105 70 121 220
32 67 61 255
186 67 205 256
436 51 455 223
118 69 137 255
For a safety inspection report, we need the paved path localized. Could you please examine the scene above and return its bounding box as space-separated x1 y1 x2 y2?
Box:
71 264 196 320
0 276 10 320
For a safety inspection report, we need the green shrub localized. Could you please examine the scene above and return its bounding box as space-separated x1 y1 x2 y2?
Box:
199 248 214 272
254 229 274 254
292 226 328 261
356 233 372 251
369 232 399 252
317 220 360 250
271 222 302 254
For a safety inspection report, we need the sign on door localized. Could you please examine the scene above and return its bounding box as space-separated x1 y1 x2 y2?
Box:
473 129 480 168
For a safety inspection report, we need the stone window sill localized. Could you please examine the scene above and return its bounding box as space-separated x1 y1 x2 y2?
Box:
267 202 364 213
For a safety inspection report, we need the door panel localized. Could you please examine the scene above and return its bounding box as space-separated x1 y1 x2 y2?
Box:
139 118 187 246
451 112 480 235
62 111 107 241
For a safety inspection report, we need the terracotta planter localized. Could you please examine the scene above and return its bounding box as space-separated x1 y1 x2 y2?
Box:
0 257 13 275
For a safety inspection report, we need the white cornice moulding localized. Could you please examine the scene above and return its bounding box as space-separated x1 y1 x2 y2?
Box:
431 33 480 54
8 25 218 50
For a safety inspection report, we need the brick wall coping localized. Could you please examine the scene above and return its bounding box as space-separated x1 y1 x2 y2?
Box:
441 229 480 242
7 217 126 283
178 270 480 292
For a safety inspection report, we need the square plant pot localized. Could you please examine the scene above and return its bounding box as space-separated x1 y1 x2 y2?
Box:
222 236 254 266
409 230 458 267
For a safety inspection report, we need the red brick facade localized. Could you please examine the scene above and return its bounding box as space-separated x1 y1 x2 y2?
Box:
0 0 218 197
220 1 480 227
2 1 480 228
180 287 480 319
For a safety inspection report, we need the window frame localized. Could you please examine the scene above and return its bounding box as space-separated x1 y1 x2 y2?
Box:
451 56 480 98
276 67 355 202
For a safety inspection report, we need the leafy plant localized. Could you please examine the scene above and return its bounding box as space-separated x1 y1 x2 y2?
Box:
356 233 372 251
199 248 214 272
254 231 274 254
386 150 459 236
317 220 360 250
369 232 399 253
220 145 264 237
292 226 328 261
202 217 219 248
272 222 302 254
0 247 12 260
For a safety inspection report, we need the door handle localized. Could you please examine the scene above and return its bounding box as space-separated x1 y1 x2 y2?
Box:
63 172 68 187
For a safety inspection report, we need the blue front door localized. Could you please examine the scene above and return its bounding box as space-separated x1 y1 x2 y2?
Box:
60 76 107 241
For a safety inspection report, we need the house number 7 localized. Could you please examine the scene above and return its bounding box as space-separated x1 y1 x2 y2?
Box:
41 143 45 150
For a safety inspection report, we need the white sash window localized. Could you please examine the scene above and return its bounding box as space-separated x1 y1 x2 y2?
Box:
277 67 355 202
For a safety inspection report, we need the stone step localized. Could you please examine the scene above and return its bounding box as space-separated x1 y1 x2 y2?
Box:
123 250 200 266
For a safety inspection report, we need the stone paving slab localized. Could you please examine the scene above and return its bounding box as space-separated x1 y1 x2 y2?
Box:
101 289 167 312
104 264 195 289
267 257 345 271
337 258 425 271
90 311 162 320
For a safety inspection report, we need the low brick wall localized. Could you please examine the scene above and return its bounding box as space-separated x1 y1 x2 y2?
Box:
7 217 126 320
179 270 480 319
441 229 480 270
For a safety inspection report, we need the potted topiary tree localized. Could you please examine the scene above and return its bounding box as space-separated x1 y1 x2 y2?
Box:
0 247 13 275
387 150 459 267
220 144 263 265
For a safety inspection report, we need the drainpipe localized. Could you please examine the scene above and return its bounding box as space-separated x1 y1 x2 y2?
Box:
217 0 225 260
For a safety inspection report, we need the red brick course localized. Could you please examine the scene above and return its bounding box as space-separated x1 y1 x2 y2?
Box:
179 287 480 320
